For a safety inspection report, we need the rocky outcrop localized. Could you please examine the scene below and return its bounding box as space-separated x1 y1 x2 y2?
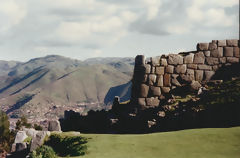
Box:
131 39 240 109
48 120 61 132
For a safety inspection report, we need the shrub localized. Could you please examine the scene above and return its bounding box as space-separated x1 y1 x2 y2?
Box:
45 133 88 156
34 124 43 131
15 116 32 130
29 145 57 158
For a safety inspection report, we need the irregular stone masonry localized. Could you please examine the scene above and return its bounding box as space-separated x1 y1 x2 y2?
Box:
131 39 240 109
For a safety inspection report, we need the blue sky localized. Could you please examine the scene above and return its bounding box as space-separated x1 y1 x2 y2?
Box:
0 0 239 61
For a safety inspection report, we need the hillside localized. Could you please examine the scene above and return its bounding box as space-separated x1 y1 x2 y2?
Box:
0 55 134 121
73 127 240 158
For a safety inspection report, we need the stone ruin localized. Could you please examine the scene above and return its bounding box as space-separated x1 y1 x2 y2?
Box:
131 39 240 109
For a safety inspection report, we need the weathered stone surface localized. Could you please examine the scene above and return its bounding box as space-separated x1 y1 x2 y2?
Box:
156 66 164 75
148 74 157 85
16 142 27 152
187 64 198 69
197 43 209 51
151 66 155 73
218 40 226 47
208 42 217 50
197 64 212 70
151 56 161 66
146 97 160 107
135 55 145 66
161 58 168 66
184 53 194 64
163 74 171 86
206 57 219 65
150 86 161 96
211 47 223 57
224 47 233 57
193 52 205 64
145 64 151 73
212 40 217 44
138 98 146 107
226 57 239 63
140 84 149 97
219 57 226 64
23 127 38 138
156 75 163 87
204 51 210 57
161 87 171 93
175 64 187 74
204 71 215 81
168 54 183 65
165 65 174 73
226 39 238 46
171 74 181 86
190 81 201 91
48 120 61 131
195 70 204 82
143 74 148 83
180 69 195 82
30 131 49 152
233 47 239 57
212 65 218 71
14 131 28 144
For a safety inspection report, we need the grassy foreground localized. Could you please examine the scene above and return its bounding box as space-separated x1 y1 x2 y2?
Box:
66 127 240 158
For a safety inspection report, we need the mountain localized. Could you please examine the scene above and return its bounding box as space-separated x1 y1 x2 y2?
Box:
0 55 134 121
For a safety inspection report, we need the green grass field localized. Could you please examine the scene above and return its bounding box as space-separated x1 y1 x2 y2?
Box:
68 127 240 158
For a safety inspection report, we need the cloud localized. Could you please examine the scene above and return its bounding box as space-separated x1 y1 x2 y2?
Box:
143 0 162 20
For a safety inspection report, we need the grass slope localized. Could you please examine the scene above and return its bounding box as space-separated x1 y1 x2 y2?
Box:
76 127 240 158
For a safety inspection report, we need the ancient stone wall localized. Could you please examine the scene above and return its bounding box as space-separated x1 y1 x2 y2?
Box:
131 39 240 109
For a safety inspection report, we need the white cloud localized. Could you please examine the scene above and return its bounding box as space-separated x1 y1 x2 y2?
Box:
143 0 162 20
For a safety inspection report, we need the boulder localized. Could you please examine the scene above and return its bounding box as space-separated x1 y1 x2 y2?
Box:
165 65 174 73
197 43 209 51
224 47 233 57
190 81 202 91
208 42 217 50
151 56 161 66
30 131 49 152
233 47 239 57
163 74 171 86
23 128 39 138
161 58 168 66
184 53 194 64
146 97 160 107
226 39 238 47
150 86 161 96
206 57 219 65
210 47 223 57
140 84 149 97
171 74 181 86
156 75 163 87
161 87 171 93
195 70 204 82
145 64 151 73
175 64 187 74
148 74 157 85
155 66 164 75
168 54 183 65
204 51 210 57
204 71 215 81
180 69 195 82
48 120 61 132
193 52 205 64
14 131 28 144
217 40 226 47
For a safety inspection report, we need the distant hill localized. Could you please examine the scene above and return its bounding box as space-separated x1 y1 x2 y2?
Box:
0 55 134 120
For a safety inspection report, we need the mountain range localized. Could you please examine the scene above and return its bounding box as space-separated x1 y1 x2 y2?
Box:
0 55 134 120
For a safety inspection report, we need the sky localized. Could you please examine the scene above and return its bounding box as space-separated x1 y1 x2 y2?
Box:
0 0 239 62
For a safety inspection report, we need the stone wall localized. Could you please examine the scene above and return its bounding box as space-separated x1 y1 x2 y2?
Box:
131 39 240 109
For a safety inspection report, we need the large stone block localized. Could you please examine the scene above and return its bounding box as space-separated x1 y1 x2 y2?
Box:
48 120 61 132
190 81 202 91
138 98 146 107
184 53 194 64
224 47 233 57
30 131 49 152
163 74 171 86
140 84 149 97
143 74 148 83
14 131 28 144
193 52 205 64
226 39 238 47
135 55 145 66
146 97 160 107
210 47 223 57
212 65 219 71
151 66 155 73
198 64 212 70
150 86 161 96
226 57 239 63
175 64 187 74
206 57 219 65
157 75 163 87
204 71 215 81
204 51 210 57
145 64 151 73
195 70 204 82
197 43 209 51
233 47 239 57
161 58 168 66
165 65 173 73
187 64 198 69
151 56 161 66
148 74 157 85
161 87 171 93
217 40 226 47
171 74 181 86
155 66 164 75
180 69 195 82
168 54 183 65
208 42 217 50
219 57 226 64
